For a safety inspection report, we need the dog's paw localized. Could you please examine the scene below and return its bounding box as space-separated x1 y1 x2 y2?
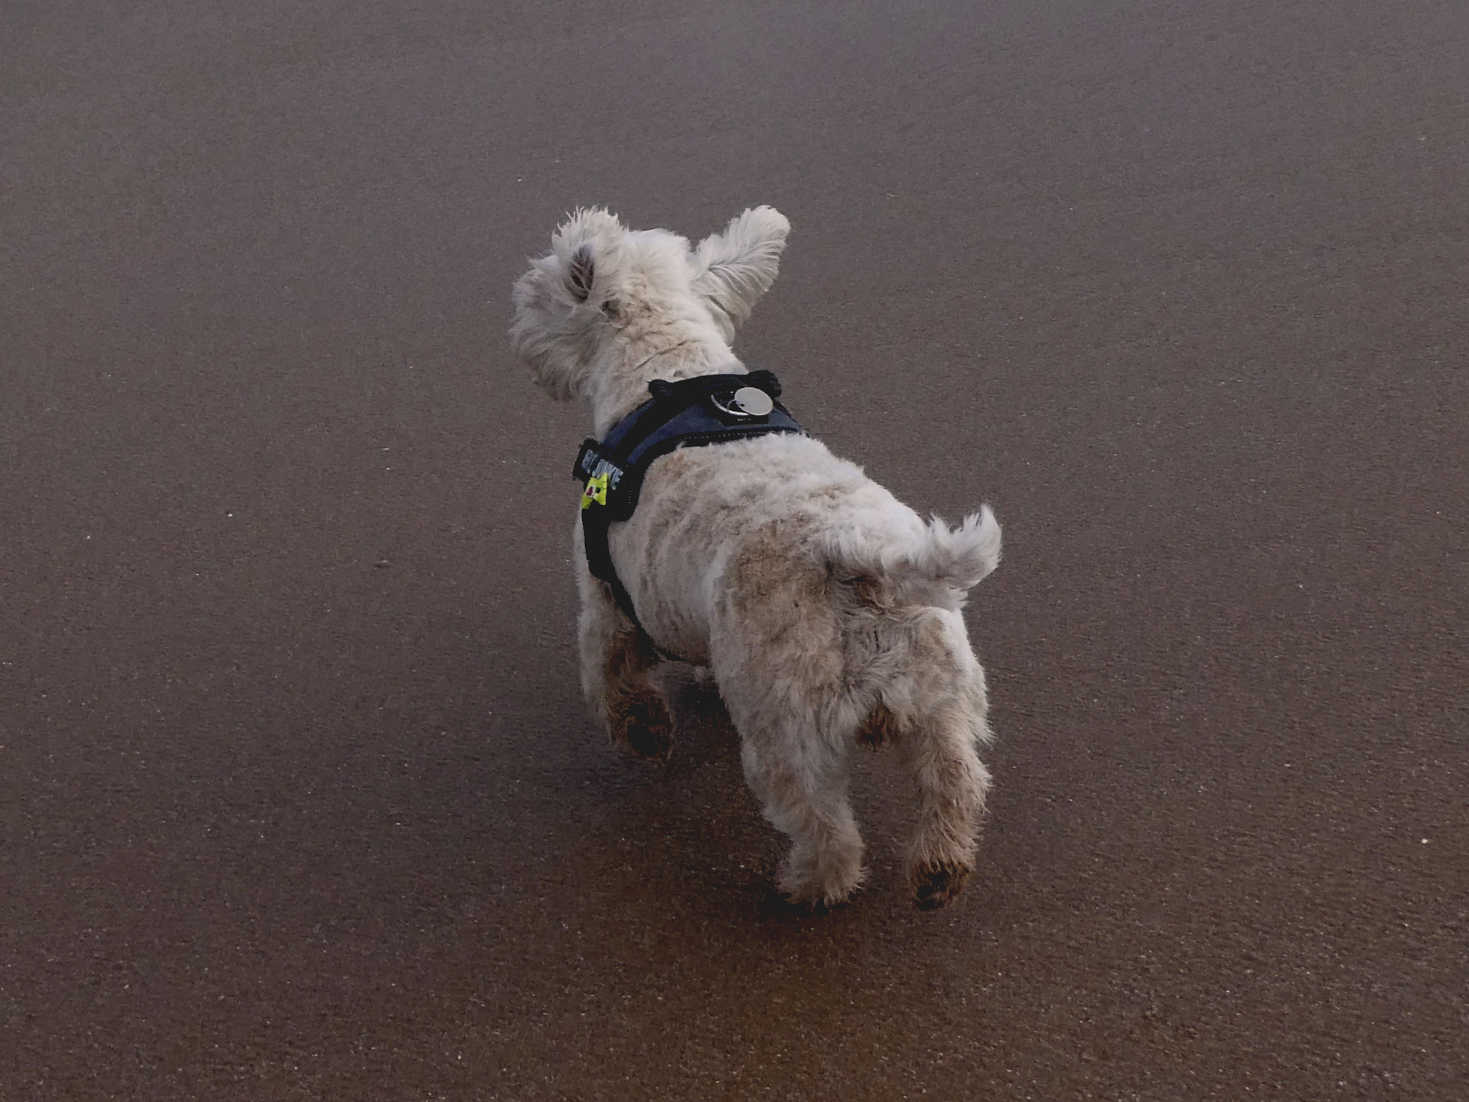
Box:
761 887 850 918
912 860 972 910
776 858 866 913
607 690 675 761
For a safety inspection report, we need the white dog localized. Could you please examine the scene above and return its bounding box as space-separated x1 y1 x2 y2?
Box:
510 206 1002 909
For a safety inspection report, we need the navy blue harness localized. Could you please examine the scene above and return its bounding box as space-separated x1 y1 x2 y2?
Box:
572 369 803 626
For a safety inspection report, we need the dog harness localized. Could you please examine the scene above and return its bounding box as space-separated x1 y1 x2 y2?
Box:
572 369 804 625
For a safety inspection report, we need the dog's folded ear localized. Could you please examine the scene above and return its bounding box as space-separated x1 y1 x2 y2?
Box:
567 245 594 302
693 206 791 337
551 207 625 304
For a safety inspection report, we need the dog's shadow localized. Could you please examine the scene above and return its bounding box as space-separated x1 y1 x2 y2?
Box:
653 662 733 755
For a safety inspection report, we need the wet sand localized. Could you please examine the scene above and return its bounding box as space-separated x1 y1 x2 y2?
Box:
4 2 1465 1098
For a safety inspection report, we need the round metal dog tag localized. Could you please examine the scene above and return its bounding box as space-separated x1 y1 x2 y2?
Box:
731 386 774 417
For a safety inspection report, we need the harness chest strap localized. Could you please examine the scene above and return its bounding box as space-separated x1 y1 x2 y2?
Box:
572 370 804 627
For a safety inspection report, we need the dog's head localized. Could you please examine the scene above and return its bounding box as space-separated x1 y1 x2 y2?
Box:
509 206 790 400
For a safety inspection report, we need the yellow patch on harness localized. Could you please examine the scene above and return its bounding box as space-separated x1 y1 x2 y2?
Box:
581 472 609 510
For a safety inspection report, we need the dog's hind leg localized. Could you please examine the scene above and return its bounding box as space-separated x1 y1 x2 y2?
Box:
885 613 994 908
896 701 992 908
710 548 868 908
738 725 866 909
575 555 674 760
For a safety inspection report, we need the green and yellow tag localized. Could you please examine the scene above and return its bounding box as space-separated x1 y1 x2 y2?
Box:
581 472 609 510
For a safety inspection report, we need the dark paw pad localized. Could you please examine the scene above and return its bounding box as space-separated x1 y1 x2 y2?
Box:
913 862 970 910
611 693 674 760
625 719 672 759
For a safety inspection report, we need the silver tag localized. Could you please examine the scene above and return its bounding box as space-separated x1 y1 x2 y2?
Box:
731 386 774 417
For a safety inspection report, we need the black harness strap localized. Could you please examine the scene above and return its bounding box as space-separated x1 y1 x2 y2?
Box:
572 369 804 628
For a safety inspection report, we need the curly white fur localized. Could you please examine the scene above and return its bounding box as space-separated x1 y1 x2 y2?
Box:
510 206 1003 909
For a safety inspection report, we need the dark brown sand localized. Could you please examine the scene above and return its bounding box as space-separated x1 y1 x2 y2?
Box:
4 2 1465 1098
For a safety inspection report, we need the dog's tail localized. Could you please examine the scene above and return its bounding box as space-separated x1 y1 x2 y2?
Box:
829 506 1002 609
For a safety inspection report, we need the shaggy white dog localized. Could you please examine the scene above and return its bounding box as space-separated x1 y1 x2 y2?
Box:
510 206 1002 909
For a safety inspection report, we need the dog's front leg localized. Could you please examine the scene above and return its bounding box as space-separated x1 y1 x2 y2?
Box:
575 557 674 760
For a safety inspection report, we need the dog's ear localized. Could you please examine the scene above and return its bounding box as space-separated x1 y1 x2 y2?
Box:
693 206 790 337
509 208 626 402
552 207 624 305
567 245 594 302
